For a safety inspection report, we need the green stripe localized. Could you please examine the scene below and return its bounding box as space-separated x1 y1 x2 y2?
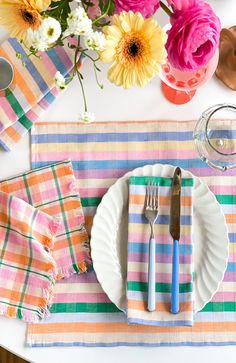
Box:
0 196 12 262
35 194 80 208
201 301 236 312
23 174 33 205
52 166 77 269
0 300 38 313
215 195 236 205
129 176 194 187
17 209 37 318
127 281 192 293
0 224 37 240
6 90 32 130
81 197 102 207
0 260 52 280
50 302 120 313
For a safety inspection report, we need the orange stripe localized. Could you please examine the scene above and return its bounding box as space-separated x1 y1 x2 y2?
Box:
130 195 192 206
4 126 21 142
54 231 88 250
42 199 82 216
0 48 37 105
225 214 236 224
2 250 54 272
0 287 45 306
128 300 192 313
28 321 236 334
0 180 26 193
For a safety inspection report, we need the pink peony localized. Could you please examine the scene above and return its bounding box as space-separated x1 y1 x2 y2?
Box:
167 0 197 12
114 0 160 18
166 1 221 71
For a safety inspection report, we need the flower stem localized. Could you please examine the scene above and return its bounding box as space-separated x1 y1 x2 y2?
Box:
160 1 173 16
74 36 88 112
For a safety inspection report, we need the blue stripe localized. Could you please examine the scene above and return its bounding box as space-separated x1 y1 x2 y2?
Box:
9 38 55 103
129 214 192 226
31 159 206 171
209 130 236 139
128 242 192 254
226 262 236 272
31 131 193 144
28 342 236 348
127 318 193 326
47 47 68 76
229 233 236 243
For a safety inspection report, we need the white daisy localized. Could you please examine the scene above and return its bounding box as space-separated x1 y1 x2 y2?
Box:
64 7 93 37
80 111 95 123
54 71 67 91
85 31 106 51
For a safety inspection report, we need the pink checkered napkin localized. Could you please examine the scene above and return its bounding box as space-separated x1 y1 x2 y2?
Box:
0 191 60 322
0 160 91 279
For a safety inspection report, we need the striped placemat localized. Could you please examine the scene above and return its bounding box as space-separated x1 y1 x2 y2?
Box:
27 120 236 347
0 38 75 151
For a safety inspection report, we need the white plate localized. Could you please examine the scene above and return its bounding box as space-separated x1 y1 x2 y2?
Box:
91 164 229 313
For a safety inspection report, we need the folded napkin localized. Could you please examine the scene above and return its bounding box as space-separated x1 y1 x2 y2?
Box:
0 38 76 151
127 176 194 326
0 191 60 322
0 160 91 278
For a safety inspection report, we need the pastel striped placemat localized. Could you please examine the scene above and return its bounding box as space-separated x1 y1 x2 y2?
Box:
0 38 76 151
27 120 236 347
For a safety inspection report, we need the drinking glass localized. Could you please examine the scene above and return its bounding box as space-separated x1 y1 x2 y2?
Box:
160 24 219 105
193 104 236 171
0 57 15 97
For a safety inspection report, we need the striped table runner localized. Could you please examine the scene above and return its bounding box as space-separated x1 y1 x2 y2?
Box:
27 120 236 347
0 38 75 151
127 176 194 326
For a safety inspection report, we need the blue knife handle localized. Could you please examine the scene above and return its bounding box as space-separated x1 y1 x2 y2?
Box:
148 237 156 312
171 239 179 314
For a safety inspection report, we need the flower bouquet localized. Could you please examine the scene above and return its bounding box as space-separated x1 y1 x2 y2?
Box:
0 0 221 119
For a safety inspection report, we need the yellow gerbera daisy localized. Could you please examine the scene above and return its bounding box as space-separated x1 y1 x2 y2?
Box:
0 0 51 41
100 11 167 89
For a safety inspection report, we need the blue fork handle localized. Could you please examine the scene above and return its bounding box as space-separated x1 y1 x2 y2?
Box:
148 237 156 312
171 239 179 314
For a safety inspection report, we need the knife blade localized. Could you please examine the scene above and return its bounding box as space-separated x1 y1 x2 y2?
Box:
169 167 181 314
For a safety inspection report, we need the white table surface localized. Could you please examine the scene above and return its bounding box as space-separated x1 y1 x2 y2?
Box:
0 1 236 362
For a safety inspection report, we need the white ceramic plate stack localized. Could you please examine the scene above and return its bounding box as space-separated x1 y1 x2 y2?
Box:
91 164 229 313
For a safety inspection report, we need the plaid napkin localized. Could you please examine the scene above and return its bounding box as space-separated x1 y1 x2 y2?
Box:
0 160 91 279
127 176 195 326
0 38 76 151
0 191 60 322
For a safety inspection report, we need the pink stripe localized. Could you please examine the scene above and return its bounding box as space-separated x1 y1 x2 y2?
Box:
127 271 192 283
128 232 192 244
40 52 58 76
79 187 108 198
209 185 236 194
59 271 98 284
211 291 236 301
53 292 110 303
0 98 18 126
128 252 191 264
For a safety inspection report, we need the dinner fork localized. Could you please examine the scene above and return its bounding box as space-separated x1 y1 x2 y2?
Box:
144 182 159 312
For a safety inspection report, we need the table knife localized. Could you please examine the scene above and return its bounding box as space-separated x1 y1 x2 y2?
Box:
169 167 181 314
